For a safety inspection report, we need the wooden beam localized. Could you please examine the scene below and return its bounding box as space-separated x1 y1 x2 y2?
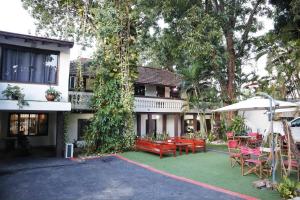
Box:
163 114 167 133
136 114 141 137
56 112 64 157
193 114 197 132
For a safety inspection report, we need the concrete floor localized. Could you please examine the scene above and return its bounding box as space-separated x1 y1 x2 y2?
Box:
0 156 244 200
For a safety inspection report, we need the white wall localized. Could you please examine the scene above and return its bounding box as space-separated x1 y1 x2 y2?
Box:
165 87 170 98
0 36 71 102
67 113 93 142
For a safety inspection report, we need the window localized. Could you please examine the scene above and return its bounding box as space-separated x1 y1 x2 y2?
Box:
134 84 145 96
156 85 165 97
9 113 48 136
0 45 58 84
69 76 76 90
77 119 91 140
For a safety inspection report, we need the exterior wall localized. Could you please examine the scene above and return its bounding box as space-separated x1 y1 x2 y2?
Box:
0 36 71 102
0 112 57 149
145 85 156 97
165 87 170 98
67 113 93 142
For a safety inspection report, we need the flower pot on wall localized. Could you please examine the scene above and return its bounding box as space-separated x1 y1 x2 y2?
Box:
45 94 55 101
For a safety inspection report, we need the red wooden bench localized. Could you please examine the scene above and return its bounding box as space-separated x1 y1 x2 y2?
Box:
135 138 176 158
173 137 206 153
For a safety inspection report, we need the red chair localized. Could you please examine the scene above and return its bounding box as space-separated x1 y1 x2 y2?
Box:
241 147 268 178
227 140 241 167
247 132 262 148
226 132 235 140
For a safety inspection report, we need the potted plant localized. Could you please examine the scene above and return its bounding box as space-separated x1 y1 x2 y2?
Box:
1 84 29 108
45 87 61 101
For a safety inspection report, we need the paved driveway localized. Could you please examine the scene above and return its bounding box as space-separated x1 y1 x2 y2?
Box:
0 156 247 200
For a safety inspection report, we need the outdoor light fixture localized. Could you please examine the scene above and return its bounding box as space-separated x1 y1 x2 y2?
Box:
255 92 277 184
173 86 178 92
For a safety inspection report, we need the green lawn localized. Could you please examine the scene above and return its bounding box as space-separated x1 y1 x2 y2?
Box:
120 150 281 200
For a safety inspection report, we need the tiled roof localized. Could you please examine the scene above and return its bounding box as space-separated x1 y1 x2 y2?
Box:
136 67 181 87
70 59 181 86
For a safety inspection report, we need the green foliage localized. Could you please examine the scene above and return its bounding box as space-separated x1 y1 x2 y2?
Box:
186 131 206 139
83 1 138 154
229 115 246 136
277 176 300 199
2 84 29 108
45 87 62 101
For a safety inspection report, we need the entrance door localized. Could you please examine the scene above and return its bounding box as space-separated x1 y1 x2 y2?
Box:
146 119 157 137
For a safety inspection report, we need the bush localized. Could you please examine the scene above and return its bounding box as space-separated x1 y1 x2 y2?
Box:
277 177 300 199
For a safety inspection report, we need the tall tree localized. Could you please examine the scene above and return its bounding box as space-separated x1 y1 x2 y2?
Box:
22 0 139 152
139 0 269 103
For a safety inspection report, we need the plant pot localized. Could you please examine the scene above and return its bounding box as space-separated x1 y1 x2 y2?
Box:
45 94 55 101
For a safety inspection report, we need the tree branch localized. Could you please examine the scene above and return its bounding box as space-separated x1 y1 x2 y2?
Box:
237 0 263 58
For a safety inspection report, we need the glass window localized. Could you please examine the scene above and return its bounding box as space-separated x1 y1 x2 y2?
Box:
69 76 76 89
1 45 58 84
9 113 48 136
134 84 145 96
77 119 91 140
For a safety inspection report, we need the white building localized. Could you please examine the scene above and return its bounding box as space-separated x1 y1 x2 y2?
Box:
0 31 73 156
68 60 212 142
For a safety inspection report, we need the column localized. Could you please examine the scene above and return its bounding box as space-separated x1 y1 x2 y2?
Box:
148 113 154 136
136 113 141 137
162 114 167 133
181 115 184 136
193 114 197 132
56 111 64 157
174 114 179 137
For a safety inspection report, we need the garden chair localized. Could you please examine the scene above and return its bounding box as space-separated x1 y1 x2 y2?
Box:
280 120 300 181
247 132 262 148
241 146 268 178
226 132 235 140
227 140 241 167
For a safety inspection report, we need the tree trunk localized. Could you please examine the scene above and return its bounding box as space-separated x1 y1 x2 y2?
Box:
225 31 236 103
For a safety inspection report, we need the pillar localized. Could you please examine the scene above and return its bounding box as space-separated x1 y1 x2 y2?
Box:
162 114 167 133
137 113 141 137
56 111 64 157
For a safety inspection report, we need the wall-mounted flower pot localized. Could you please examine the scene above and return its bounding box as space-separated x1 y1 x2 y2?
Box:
45 94 55 101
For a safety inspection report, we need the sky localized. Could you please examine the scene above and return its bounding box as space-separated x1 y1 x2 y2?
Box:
0 0 273 76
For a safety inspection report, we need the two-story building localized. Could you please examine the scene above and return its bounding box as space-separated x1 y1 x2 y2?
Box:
68 60 212 142
0 31 73 157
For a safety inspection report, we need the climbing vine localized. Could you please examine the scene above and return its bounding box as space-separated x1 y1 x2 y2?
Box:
84 1 138 153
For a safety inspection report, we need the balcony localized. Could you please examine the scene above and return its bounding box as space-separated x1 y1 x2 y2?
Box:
134 97 185 113
69 91 93 110
69 91 186 113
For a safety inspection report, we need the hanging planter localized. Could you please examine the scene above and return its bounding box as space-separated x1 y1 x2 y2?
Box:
45 87 61 101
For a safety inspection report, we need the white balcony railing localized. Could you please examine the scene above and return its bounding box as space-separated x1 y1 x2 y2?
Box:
134 97 185 113
69 92 186 113
69 91 93 110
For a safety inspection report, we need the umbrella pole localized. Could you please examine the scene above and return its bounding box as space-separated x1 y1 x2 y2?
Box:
257 92 277 184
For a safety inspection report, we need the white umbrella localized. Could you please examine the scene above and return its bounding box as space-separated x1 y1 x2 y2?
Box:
213 97 299 112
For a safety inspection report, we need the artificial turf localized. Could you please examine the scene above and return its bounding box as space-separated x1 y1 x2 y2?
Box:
120 150 281 200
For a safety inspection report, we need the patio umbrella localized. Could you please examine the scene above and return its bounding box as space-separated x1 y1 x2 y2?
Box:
213 95 299 184
213 97 299 112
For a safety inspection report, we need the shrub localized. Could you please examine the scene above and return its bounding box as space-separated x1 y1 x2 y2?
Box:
277 177 300 199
